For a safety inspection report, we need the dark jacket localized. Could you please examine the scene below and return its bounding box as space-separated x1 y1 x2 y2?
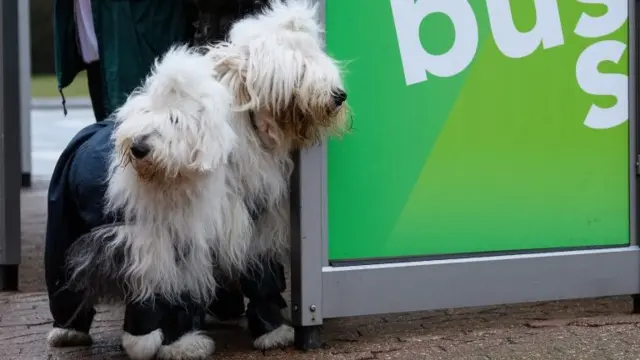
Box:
53 0 197 117
190 0 269 46
45 120 115 331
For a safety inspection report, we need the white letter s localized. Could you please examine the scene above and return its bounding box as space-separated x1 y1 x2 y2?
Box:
575 0 627 38
576 40 627 129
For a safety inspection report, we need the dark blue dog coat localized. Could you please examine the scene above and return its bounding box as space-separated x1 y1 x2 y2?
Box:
45 120 288 343
45 120 116 333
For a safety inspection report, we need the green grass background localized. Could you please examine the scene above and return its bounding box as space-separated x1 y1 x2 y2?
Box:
31 71 89 98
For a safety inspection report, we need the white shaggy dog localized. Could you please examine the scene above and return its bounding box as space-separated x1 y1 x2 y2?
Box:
105 46 248 303
45 45 244 360
203 0 348 350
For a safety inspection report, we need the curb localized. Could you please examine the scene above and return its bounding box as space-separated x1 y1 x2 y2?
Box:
31 97 91 110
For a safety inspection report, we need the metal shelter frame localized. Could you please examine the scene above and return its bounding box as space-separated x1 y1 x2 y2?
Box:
0 0 24 291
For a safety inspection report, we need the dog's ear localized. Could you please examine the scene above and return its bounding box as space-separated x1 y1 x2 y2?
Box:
191 100 238 172
252 108 285 150
205 44 254 110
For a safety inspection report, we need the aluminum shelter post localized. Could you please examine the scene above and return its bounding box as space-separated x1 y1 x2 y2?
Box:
19 0 31 188
0 0 23 291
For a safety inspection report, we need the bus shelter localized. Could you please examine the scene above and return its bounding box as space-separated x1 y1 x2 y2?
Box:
290 0 640 348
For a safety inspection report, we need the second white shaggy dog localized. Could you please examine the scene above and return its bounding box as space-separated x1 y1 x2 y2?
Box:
204 0 349 349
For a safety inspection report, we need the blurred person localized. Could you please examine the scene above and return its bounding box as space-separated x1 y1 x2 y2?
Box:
53 0 197 121
191 0 268 46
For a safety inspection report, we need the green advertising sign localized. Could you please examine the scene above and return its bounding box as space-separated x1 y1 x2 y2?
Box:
326 0 630 261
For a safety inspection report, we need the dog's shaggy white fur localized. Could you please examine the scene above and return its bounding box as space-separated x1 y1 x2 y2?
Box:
105 46 243 304
121 330 164 360
68 45 248 306
207 0 347 263
156 332 216 360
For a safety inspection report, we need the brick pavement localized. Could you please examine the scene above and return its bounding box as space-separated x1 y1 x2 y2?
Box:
2 182 640 360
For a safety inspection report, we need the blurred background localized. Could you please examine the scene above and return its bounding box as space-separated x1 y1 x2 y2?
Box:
29 0 93 180
31 0 87 97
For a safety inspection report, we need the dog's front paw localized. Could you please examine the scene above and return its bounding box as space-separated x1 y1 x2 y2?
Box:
121 329 163 360
156 331 215 360
253 324 294 350
46 328 93 347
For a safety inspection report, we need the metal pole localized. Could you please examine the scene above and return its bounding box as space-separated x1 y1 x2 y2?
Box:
19 0 31 188
290 0 327 350
629 0 640 314
0 0 23 291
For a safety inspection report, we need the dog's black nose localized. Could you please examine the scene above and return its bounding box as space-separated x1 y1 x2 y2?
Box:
332 89 347 107
130 141 151 159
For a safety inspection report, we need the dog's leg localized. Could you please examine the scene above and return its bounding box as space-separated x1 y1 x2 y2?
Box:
240 257 294 350
46 291 95 347
46 317 94 348
121 300 164 360
205 280 247 329
156 295 215 360
45 180 96 347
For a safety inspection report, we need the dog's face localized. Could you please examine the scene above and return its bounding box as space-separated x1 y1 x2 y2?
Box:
113 46 236 184
220 0 348 151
